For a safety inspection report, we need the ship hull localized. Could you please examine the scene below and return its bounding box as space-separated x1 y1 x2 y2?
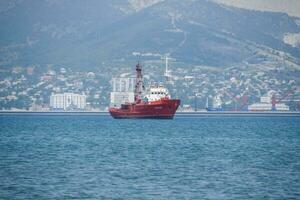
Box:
109 99 180 119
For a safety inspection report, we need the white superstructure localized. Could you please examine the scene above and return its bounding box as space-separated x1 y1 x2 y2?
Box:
50 93 86 111
144 85 170 102
212 95 222 110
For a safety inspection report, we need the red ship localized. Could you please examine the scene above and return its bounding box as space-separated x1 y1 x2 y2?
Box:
109 63 180 119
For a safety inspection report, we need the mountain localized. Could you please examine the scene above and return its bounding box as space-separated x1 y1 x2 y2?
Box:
0 0 300 70
215 0 300 18
0 0 127 67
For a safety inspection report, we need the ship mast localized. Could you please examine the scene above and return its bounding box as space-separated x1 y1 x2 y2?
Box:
134 62 143 103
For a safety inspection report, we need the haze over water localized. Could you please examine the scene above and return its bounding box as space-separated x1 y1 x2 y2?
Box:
0 115 300 199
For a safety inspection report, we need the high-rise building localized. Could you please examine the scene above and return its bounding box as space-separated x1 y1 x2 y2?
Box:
110 92 134 107
110 78 135 107
50 93 86 111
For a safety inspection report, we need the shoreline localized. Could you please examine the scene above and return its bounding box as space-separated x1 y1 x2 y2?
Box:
1 111 300 117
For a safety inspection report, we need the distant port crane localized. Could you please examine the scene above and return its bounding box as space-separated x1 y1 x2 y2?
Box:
163 55 175 84
240 93 249 111
223 90 248 111
271 88 297 111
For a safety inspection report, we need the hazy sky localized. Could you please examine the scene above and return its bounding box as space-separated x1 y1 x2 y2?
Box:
215 0 300 18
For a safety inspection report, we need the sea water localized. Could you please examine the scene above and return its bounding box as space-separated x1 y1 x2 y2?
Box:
0 115 300 199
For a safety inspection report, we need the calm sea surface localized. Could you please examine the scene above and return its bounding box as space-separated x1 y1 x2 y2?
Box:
0 115 300 199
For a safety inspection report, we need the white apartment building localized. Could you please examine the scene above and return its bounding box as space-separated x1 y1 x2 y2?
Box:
50 93 86 111
110 92 134 107
110 78 135 107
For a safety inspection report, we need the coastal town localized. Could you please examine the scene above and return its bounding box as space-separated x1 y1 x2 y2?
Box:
0 62 299 112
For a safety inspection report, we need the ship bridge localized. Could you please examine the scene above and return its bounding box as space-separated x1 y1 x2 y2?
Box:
144 85 170 102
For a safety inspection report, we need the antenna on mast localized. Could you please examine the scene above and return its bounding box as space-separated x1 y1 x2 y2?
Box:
137 54 141 65
133 52 141 64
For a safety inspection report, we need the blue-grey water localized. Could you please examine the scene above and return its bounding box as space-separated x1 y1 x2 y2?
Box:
0 115 300 199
